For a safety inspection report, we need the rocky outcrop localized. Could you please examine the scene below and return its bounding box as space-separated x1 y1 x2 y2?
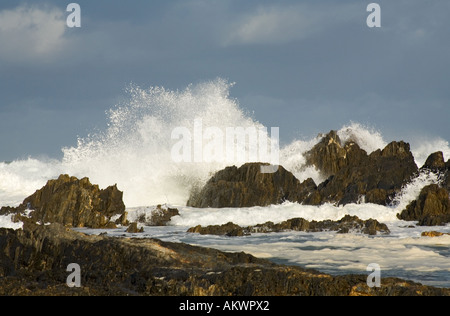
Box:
188 222 247 237
395 152 450 226
422 151 446 172
189 132 420 209
0 222 447 296
0 174 127 228
305 131 368 178
305 132 418 206
397 184 450 226
187 163 316 208
187 215 390 237
251 215 390 235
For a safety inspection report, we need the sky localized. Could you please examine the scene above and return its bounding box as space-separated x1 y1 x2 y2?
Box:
0 0 449 161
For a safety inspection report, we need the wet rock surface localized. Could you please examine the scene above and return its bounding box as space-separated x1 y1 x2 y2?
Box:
0 175 127 228
306 133 418 206
187 163 316 208
187 215 390 237
397 184 450 226
0 222 447 296
188 131 419 208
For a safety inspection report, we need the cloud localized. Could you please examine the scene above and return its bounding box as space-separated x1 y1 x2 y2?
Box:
223 3 359 46
0 4 67 62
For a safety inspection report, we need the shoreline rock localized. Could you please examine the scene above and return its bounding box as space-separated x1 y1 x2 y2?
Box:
307 134 418 206
187 215 390 237
397 184 450 226
187 163 316 208
0 222 447 296
188 131 420 208
0 174 127 229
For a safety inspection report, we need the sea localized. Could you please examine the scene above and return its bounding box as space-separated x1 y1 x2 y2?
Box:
1 79 449 288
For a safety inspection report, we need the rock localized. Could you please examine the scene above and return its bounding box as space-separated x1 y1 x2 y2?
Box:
305 131 368 178
365 188 388 205
422 152 446 171
188 215 390 236
421 231 450 237
0 174 126 228
187 222 247 237
126 222 144 233
305 131 350 177
445 160 450 191
310 137 418 206
1 222 447 296
397 184 450 226
187 163 316 208
188 132 420 208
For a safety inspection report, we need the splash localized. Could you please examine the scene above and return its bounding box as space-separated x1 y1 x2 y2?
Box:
0 79 447 209
61 79 271 207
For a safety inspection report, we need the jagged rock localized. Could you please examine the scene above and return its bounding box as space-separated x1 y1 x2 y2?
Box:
0 222 447 296
422 152 446 171
397 184 450 226
305 131 368 178
305 131 349 177
187 163 316 208
0 174 126 228
188 131 420 208
126 222 144 233
187 215 390 236
307 133 418 206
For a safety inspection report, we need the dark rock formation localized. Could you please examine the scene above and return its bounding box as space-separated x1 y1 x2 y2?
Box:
397 184 450 226
305 131 368 178
0 174 127 229
422 151 446 172
252 215 390 236
0 222 447 296
306 132 418 206
188 131 422 208
188 222 247 237
187 215 390 237
187 163 316 208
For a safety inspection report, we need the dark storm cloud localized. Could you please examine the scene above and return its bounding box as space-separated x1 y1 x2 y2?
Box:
0 0 449 161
